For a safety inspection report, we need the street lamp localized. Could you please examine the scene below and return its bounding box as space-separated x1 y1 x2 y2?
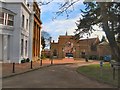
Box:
49 37 53 65
62 48 64 58
86 33 89 62
40 45 43 66
73 47 76 58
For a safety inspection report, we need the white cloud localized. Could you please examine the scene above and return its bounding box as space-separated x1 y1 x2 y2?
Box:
41 0 105 42
42 13 106 42
42 13 81 42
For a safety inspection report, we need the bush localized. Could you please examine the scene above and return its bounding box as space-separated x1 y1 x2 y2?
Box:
26 58 30 62
21 59 26 63
88 55 99 60
89 55 93 60
41 54 46 59
99 56 104 60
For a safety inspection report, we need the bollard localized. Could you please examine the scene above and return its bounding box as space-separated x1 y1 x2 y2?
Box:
12 62 15 73
51 59 53 65
85 58 88 62
100 61 103 79
40 59 42 66
31 61 33 69
113 67 115 80
85 55 88 62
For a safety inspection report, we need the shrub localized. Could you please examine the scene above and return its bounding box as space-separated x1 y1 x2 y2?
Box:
99 56 104 60
89 55 93 60
26 58 30 62
41 54 46 59
89 55 99 60
21 59 26 63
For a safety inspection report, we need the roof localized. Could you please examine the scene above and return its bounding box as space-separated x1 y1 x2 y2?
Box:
79 37 98 41
0 7 16 15
99 41 109 46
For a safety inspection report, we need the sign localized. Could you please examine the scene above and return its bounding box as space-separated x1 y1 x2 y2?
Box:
100 61 103 67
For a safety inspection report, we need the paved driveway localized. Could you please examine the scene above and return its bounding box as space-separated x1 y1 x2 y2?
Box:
2 63 114 88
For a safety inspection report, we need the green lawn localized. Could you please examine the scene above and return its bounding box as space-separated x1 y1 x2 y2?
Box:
76 63 118 86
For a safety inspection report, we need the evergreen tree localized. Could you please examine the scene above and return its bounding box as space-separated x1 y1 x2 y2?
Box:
75 2 120 62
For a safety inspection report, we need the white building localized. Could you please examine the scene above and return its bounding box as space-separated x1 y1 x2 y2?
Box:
0 0 34 63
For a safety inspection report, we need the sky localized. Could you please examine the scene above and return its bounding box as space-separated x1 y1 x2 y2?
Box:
38 0 106 42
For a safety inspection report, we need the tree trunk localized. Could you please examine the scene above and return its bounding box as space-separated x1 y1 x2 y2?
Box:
100 3 120 88
100 3 120 62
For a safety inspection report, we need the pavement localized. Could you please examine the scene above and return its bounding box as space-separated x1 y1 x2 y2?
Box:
2 58 99 78
2 60 114 88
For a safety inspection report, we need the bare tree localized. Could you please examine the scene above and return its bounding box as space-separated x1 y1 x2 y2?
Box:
37 1 120 62
41 31 51 49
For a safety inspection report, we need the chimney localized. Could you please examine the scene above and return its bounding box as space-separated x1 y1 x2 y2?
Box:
53 40 54 43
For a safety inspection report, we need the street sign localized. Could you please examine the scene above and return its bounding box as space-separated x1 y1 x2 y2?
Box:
100 61 103 67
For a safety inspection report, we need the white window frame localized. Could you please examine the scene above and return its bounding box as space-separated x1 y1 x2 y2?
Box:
7 14 14 26
0 12 14 26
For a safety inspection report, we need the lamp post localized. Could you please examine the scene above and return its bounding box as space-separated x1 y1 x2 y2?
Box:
49 37 53 65
62 48 64 58
74 47 76 58
85 34 89 62
40 45 42 66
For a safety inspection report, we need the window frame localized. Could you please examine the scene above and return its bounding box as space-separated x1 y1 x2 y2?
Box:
22 15 25 28
0 12 14 26
0 12 5 25
7 14 14 26
21 39 24 56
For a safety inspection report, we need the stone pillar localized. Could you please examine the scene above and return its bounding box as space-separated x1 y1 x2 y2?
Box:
3 35 8 62
39 26 42 58
28 12 34 61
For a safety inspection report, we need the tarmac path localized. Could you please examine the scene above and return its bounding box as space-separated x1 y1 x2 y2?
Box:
2 63 114 88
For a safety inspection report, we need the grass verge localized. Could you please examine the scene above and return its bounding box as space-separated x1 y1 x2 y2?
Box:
76 63 118 86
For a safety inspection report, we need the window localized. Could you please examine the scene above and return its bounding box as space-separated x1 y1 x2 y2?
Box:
4 13 7 25
8 14 14 26
0 12 14 26
22 15 24 28
91 43 97 51
0 12 4 24
26 19 28 30
21 39 24 56
25 40 27 56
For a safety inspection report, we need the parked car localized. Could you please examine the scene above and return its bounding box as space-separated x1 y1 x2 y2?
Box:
104 55 111 62
66 53 73 58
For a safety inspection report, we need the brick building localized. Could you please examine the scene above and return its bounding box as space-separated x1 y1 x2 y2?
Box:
50 33 111 59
